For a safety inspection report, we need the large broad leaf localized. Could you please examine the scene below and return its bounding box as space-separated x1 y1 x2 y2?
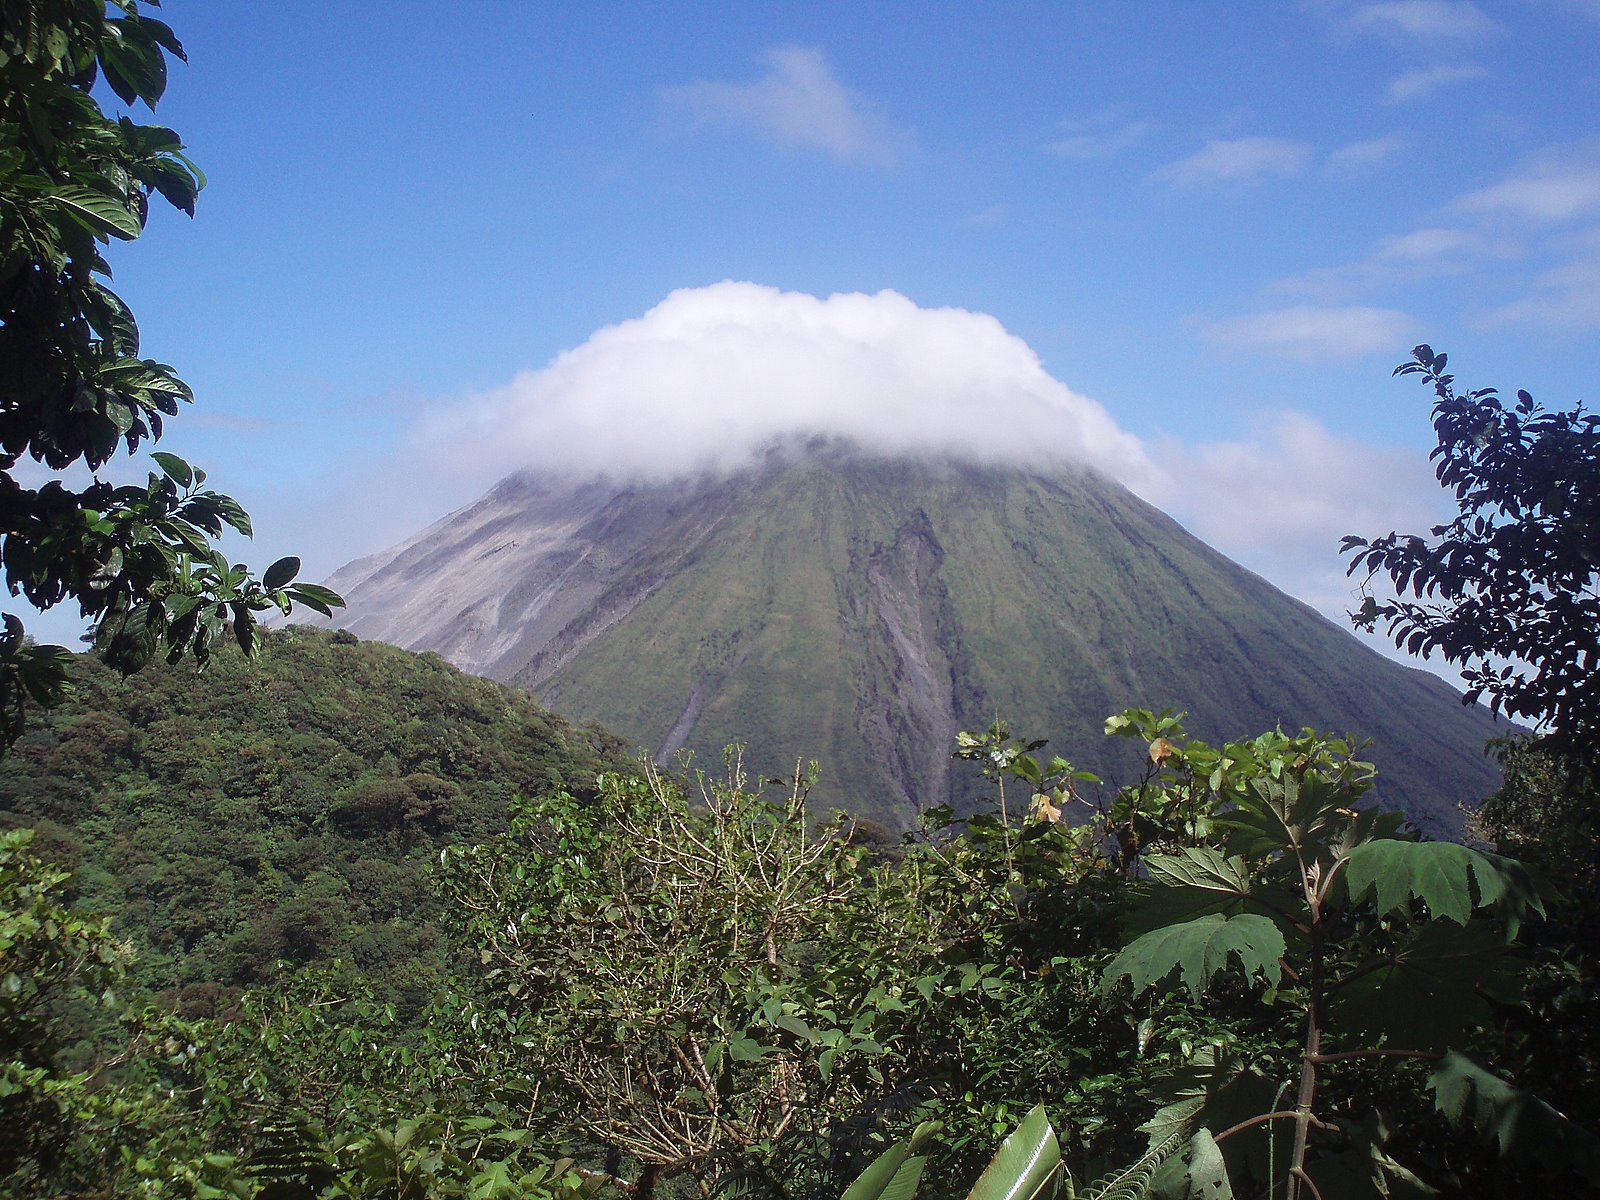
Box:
1340 841 1547 933
1124 849 1258 936
841 1145 927 1200
1145 848 1254 898
1148 1129 1233 1200
1303 1112 1438 1200
48 184 141 239
1328 922 1508 1051
1103 913 1284 1001
1217 772 1356 860
1093 1101 1202 1199
1429 1051 1600 1183
966 1104 1062 1200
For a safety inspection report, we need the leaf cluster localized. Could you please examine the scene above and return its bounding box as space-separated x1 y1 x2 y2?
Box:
1343 345 1600 763
0 0 339 748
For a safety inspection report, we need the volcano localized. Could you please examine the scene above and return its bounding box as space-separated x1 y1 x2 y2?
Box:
323 443 1502 833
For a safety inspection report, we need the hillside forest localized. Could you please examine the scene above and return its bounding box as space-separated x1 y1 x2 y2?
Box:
5 5 1600 1200
6 611 1600 1199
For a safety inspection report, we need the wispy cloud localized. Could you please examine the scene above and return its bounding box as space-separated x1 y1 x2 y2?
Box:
1273 225 1518 298
1347 1 1496 40
1375 226 1496 262
1152 137 1311 189
661 46 908 168
1323 133 1408 177
1385 62 1487 102
962 203 1008 227
1480 236 1600 330
1047 110 1156 159
1149 413 1452 623
1457 153 1600 224
1202 305 1420 360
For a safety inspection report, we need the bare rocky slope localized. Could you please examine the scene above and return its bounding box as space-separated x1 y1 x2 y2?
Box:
325 444 1505 833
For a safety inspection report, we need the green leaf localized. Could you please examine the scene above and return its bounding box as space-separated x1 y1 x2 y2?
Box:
1144 848 1253 899
287 583 344 617
262 556 300 590
842 1145 927 1200
1303 1112 1437 1200
1103 913 1284 1001
48 184 141 239
84 282 140 355
100 16 168 106
1328 922 1508 1050
1148 1129 1233 1200
150 452 193 489
1096 1101 1202 1199
213 495 253 536
1429 1052 1600 1183
966 1105 1063 1200
1341 840 1547 933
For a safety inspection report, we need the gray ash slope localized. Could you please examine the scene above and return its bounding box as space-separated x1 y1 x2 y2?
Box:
325 445 1504 834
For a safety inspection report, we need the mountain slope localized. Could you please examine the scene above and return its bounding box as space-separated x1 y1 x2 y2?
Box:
0 627 632 1010
327 445 1505 833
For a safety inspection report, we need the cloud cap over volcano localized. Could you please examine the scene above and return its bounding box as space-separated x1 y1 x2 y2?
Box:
426 282 1152 488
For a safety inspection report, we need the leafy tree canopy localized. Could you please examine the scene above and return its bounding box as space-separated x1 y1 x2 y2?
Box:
0 625 634 1010
1343 345 1599 764
0 0 338 746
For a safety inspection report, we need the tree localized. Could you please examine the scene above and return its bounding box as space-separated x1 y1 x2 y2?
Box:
0 827 137 1190
435 758 884 1199
0 0 339 747
1342 345 1600 765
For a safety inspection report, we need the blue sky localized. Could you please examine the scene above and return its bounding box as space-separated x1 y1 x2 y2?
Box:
29 1 1600 674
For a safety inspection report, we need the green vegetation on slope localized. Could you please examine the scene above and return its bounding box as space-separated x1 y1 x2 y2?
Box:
523 449 1502 832
0 625 630 1012
7 714 1594 1199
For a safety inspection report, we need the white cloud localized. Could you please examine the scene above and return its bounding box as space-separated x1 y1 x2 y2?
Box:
1153 137 1311 189
1273 226 1518 298
1323 133 1408 176
662 46 906 167
1480 239 1600 330
1385 62 1486 102
1150 412 1450 612
1202 305 1421 360
386 285 1454 662
1458 157 1600 224
1347 1 1496 40
1373 226 1496 263
1442 143 1600 329
421 283 1153 488
1047 111 1156 159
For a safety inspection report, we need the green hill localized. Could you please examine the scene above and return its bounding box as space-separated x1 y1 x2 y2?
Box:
0 626 631 1012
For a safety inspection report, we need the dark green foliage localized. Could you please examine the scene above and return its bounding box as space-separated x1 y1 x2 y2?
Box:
0 624 631 1006
1345 345 1600 765
0 0 340 747
0 828 130 1188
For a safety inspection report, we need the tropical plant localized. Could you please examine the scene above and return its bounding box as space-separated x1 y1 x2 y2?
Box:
1343 344 1600 766
0 826 190 1197
435 754 893 1199
1097 761 1596 1195
0 0 340 748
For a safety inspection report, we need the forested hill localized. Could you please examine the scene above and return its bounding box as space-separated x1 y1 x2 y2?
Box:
0 625 633 1013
